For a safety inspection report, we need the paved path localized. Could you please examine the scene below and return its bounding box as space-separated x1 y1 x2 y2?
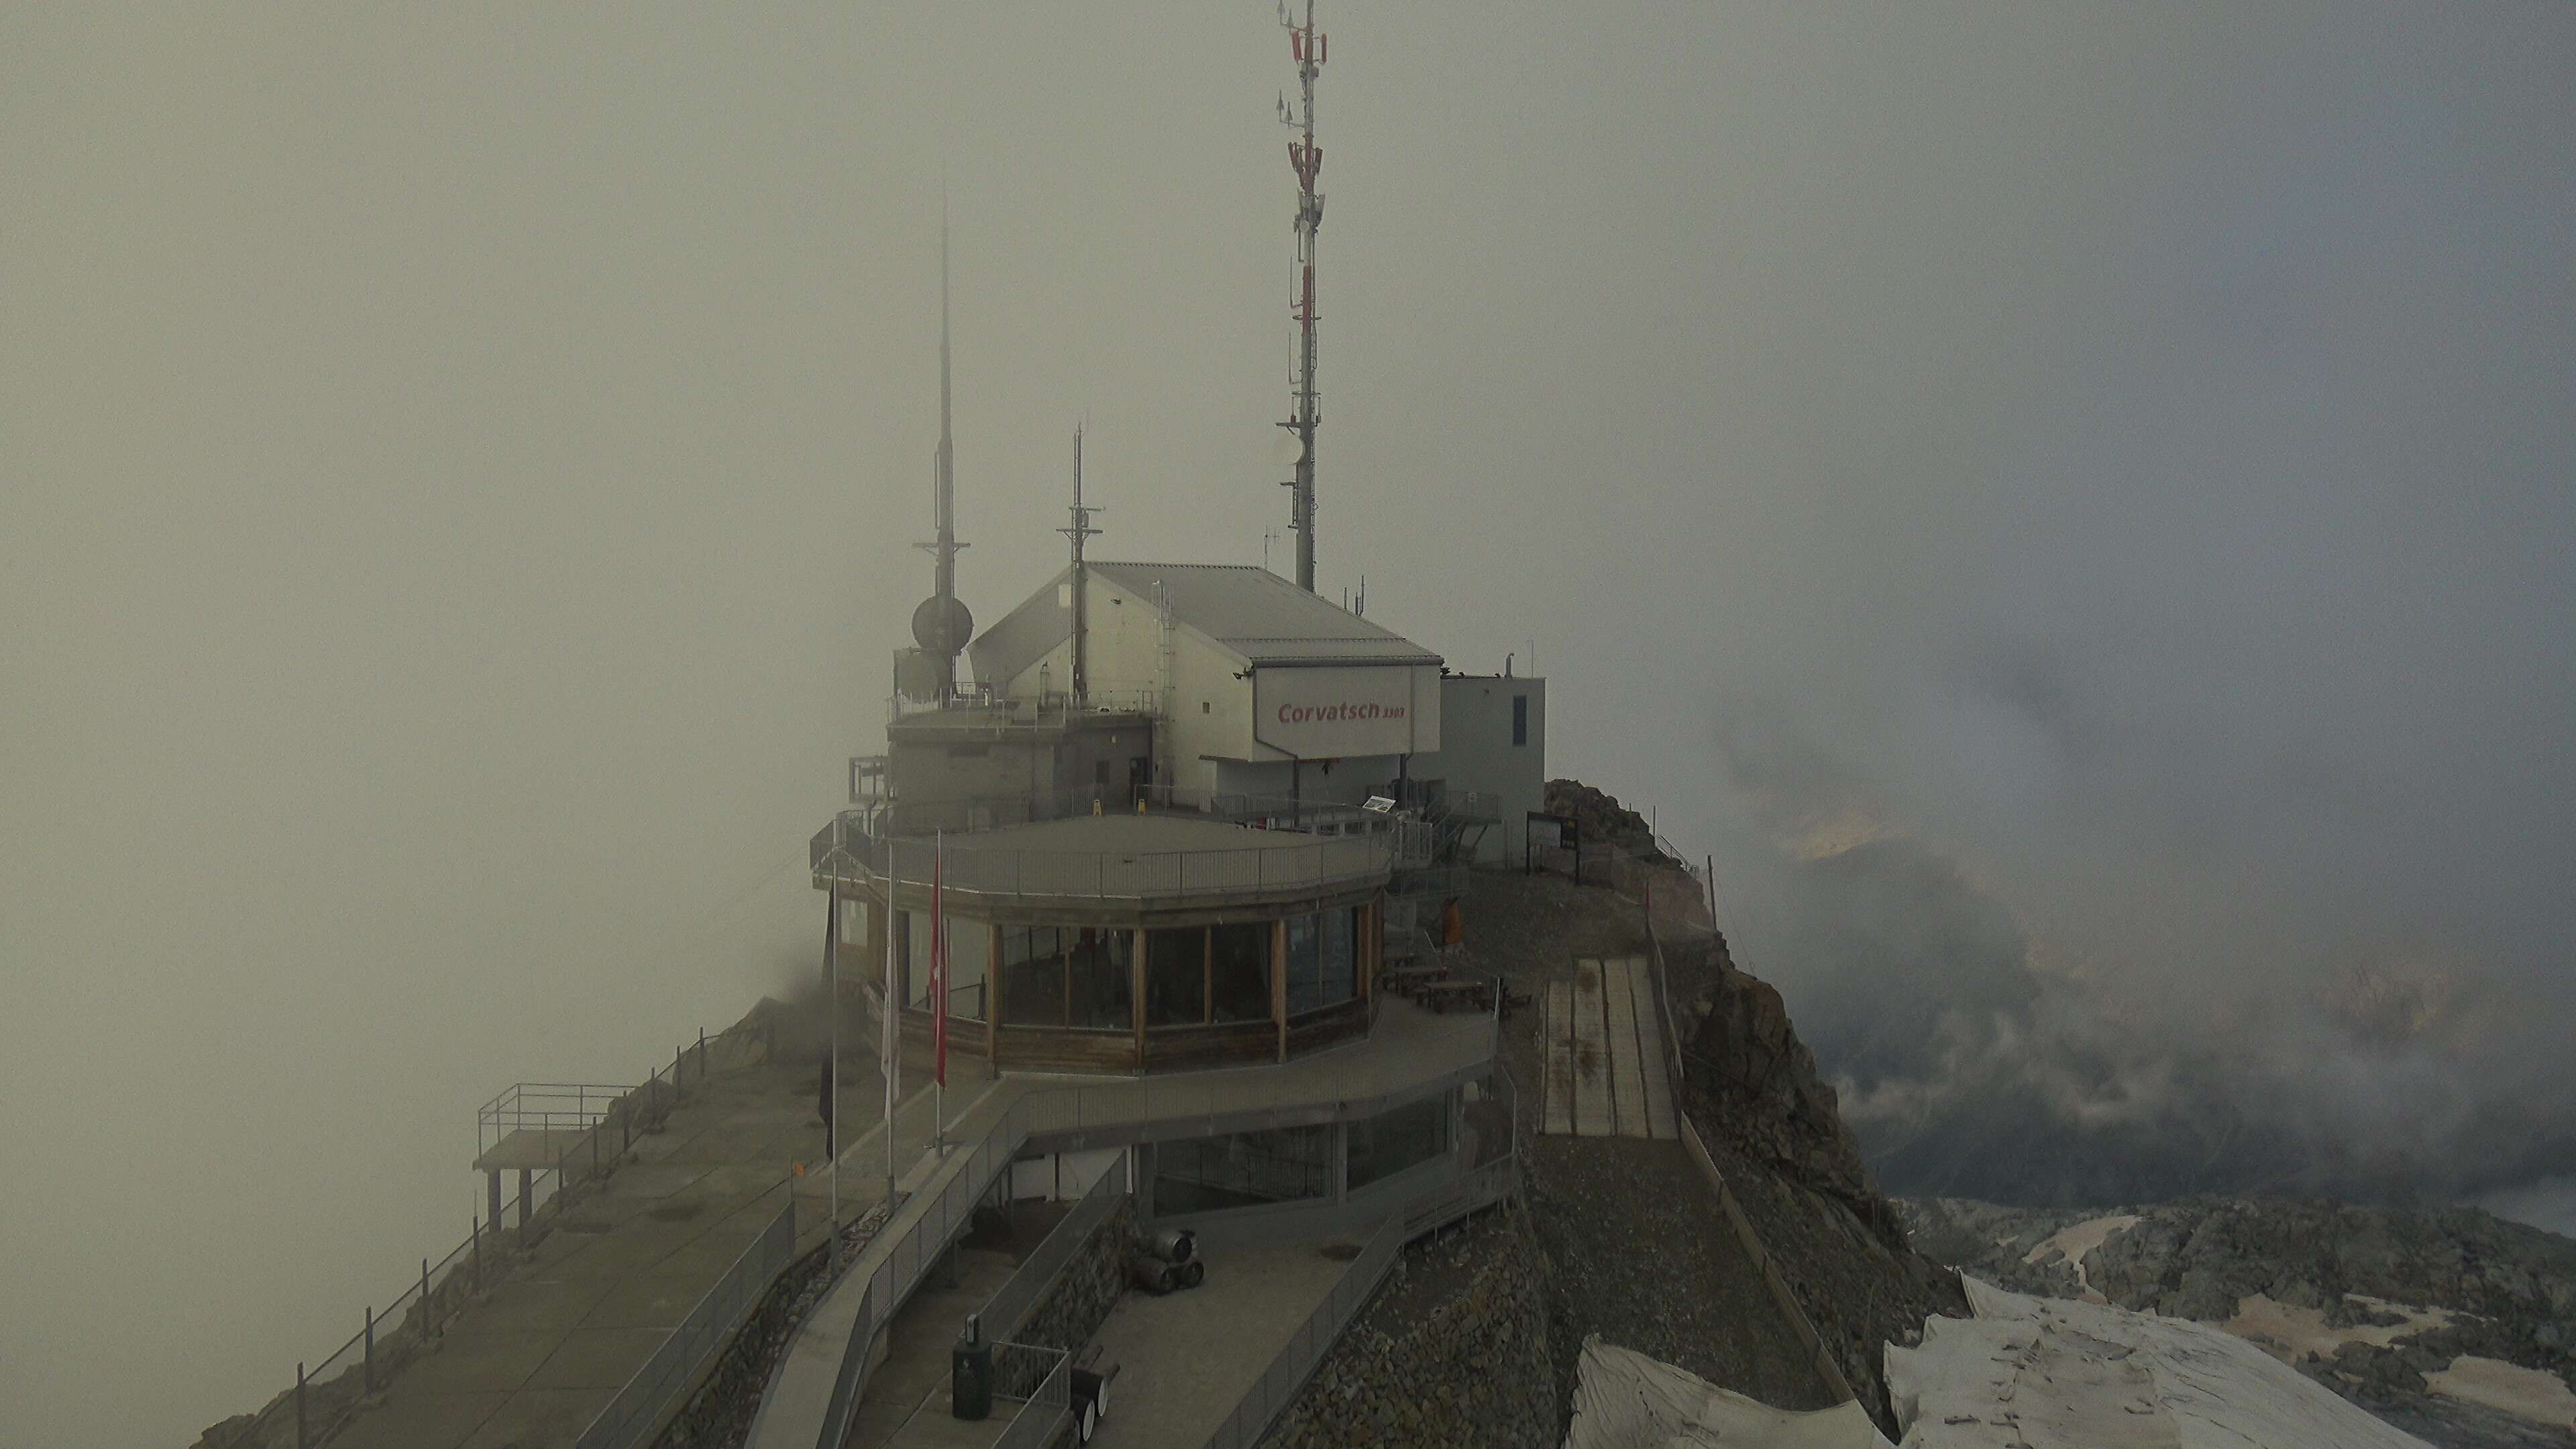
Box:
1082 1242 1352 1449
751 996 1499 1449
325 1044 983 1449
1542 957 1674 1139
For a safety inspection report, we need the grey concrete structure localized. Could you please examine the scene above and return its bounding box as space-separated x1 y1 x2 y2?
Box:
1413 674 1547 866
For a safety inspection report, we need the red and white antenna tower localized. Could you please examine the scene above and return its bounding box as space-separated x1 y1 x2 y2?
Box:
1278 0 1327 593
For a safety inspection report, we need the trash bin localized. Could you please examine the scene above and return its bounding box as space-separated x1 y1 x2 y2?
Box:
952 1317 993 1421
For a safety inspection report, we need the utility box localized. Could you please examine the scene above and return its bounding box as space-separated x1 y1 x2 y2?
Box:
951 1318 993 1421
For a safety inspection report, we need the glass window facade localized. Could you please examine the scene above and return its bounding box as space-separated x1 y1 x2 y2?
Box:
1153 1124 1335 1215
903 910 988 1021
1348 1094 1451 1190
998 926 1132 1030
1144 927 1205 1027
1285 906 1359 1017
1211 922 1271 1024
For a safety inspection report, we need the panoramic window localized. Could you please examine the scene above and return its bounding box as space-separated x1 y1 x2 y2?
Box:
1285 908 1359 1016
1348 1094 1450 1190
1210 921 1271 1023
1153 1124 1334 1215
1065 927 1132 1030
1000 926 1065 1027
1284 912 1321 1014
1144 926 1206 1027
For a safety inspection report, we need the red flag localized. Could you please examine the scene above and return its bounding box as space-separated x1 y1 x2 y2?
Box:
930 836 948 1088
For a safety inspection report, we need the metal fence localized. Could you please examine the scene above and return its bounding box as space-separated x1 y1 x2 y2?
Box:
1195 1067 1523 1449
1644 900 1859 1408
770 996 1507 1449
977 1153 1132 1343
475 1081 625 1159
989 1344 1073 1449
221 1020 773 1449
568 1199 796 1449
813 822 1391 904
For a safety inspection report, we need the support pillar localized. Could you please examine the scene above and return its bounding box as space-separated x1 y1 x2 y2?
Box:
987 921 1003 1063
486 1169 502 1237
1273 918 1289 1063
516 1168 531 1232
1132 927 1147 1071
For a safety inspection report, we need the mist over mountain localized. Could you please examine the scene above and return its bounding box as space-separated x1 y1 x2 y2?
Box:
1700 718 2576 1220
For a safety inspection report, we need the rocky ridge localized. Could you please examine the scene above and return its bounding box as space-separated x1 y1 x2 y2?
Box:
1664 922 1969 1434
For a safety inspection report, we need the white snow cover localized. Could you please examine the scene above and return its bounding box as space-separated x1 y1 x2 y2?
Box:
1884 1277 2433 1449
1563 1336 1894 1449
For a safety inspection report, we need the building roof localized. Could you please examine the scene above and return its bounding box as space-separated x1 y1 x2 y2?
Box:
967 561 1441 688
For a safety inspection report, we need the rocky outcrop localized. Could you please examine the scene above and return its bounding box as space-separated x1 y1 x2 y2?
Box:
1541 780 1680 866
1265 1208 1555 1449
1684 934 1902 1250
1670 930 1968 1436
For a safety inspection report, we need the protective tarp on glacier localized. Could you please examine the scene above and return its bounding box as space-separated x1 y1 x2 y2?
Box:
1884 1277 2434 1449
1563 1336 1894 1449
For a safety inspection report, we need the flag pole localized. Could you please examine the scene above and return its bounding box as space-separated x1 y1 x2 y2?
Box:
943 824 953 1150
825 844 839 1271
884 843 900 1208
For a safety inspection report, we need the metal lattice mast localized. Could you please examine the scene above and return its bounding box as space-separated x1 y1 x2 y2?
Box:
910 204 972 698
1279 0 1326 592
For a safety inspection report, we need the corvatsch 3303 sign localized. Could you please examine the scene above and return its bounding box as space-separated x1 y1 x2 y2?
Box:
1252 664 1442 759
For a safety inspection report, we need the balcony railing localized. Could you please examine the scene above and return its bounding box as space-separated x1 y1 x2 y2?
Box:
812 821 1391 904
844 782 1430 857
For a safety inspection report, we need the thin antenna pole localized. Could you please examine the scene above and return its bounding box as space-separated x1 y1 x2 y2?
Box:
1279 0 1328 593
1059 427 1105 707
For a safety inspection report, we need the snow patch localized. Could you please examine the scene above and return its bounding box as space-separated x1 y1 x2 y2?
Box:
2019 1213 2137 1301
2426 1355 2576 1433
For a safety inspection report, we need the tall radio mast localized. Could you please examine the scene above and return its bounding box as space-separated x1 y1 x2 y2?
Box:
910 205 973 697
1279 0 1326 593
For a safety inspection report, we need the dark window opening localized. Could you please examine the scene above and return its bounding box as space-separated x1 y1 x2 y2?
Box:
1512 695 1528 747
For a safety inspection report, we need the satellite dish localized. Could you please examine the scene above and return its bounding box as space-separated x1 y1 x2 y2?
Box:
911 594 975 655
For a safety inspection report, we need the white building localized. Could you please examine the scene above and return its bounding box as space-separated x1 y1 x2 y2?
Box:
967 561 1450 810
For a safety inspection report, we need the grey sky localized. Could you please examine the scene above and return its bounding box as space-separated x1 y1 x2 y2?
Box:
7 4 2573 1444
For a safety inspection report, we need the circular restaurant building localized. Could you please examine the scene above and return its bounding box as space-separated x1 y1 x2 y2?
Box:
814 808 1393 1074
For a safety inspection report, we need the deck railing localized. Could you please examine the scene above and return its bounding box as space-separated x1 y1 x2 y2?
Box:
1196 1069 1523 1449
221 1021 773 1449
812 820 1391 903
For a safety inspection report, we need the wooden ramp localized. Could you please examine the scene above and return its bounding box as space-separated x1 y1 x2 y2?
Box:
1540 957 1676 1139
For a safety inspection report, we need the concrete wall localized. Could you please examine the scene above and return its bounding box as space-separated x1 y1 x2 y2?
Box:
998 573 1171 708
1416 676 1546 866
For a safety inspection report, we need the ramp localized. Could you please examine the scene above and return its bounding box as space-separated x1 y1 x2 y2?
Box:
1541 957 1676 1139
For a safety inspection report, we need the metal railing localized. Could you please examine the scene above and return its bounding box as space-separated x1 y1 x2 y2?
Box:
812 821 1391 904
989 1344 1073 1449
841 781 1424 847
977 1154 1132 1343
784 1010 1505 1449
569 1199 797 1449
221 1020 773 1449
888 686 1159 729
1194 1064 1521 1449
476 1081 626 1161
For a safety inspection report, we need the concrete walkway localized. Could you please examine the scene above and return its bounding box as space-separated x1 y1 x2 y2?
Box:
751 996 1499 1449
1082 1241 1354 1449
327 1044 982 1449
1542 957 1674 1139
